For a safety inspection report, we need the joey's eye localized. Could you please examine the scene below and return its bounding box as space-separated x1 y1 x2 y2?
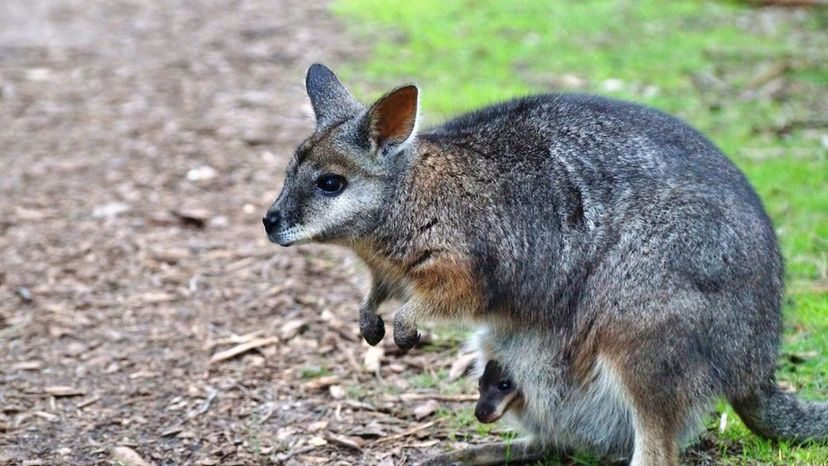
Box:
316 174 347 195
497 380 512 391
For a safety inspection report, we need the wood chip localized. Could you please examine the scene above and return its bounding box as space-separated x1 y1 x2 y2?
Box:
307 436 327 447
161 426 183 437
303 375 339 391
325 434 364 451
279 319 307 340
76 397 100 409
11 361 42 371
132 291 178 305
33 411 59 422
111 446 151 466
208 337 279 364
208 331 264 349
44 386 85 397
376 420 441 444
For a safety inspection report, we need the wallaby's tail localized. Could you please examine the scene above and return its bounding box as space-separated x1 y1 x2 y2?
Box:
731 383 828 441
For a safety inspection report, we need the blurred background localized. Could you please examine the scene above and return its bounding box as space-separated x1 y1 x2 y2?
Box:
0 1 826 465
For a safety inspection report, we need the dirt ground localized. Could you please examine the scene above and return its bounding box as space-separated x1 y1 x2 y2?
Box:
0 1 487 465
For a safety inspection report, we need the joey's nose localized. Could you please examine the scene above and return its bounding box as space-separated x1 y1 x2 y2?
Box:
262 210 281 235
475 405 494 423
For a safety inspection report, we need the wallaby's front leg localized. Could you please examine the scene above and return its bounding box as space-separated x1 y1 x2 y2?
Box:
359 278 390 346
419 440 546 466
393 299 421 351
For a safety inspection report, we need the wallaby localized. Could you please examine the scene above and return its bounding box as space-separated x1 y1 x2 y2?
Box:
475 360 524 424
263 64 828 465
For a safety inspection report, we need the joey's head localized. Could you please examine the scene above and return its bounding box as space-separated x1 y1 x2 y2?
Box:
475 360 523 424
263 64 419 246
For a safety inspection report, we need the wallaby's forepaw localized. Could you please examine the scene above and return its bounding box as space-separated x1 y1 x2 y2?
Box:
393 315 420 351
359 310 385 346
394 326 420 351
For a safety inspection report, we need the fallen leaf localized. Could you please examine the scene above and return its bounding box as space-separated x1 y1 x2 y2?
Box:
307 436 327 447
377 458 394 466
171 208 211 228
307 420 328 432
448 352 477 381
326 434 364 451
92 202 130 219
186 165 216 181
778 380 797 393
111 446 151 466
784 350 819 364
328 385 345 399
16 287 32 303
363 345 384 373
413 400 439 420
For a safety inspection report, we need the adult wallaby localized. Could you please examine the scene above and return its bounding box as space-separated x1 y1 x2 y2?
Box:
263 64 827 465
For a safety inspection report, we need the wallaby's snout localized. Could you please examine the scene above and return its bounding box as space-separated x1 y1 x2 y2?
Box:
262 188 305 246
262 209 283 244
474 401 500 424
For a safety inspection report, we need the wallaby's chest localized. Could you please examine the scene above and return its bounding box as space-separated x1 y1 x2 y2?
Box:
361 247 486 320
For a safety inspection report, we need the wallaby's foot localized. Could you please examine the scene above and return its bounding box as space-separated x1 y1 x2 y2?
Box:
359 308 385 346
418 441 546 466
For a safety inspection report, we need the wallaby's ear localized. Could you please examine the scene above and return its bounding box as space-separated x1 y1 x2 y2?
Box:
366 85 419 157
305 63 361 129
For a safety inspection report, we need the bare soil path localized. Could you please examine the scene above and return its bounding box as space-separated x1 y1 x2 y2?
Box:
0 1 472 465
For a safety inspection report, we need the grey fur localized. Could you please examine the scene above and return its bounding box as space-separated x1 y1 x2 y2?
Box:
264 64 828 465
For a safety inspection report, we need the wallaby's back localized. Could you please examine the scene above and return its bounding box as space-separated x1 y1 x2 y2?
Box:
427 94 828 446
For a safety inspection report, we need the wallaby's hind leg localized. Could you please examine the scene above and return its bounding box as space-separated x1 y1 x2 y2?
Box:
419 440 546 466
629 417 679 466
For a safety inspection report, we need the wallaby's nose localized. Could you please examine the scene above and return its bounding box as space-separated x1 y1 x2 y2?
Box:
262 210 281 235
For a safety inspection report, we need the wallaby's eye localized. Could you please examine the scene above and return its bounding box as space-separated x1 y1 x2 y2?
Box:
497 380 512 391
316 174 347 196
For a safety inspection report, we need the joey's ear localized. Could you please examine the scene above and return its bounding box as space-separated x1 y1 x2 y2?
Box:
305 63 362 129
365 85 419 157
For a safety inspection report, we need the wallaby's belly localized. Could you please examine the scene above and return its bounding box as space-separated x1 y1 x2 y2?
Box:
480 328 635 457
517 356 635 456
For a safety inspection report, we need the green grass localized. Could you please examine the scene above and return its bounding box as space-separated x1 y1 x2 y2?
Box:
333 0 828 463
299 365 332 379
